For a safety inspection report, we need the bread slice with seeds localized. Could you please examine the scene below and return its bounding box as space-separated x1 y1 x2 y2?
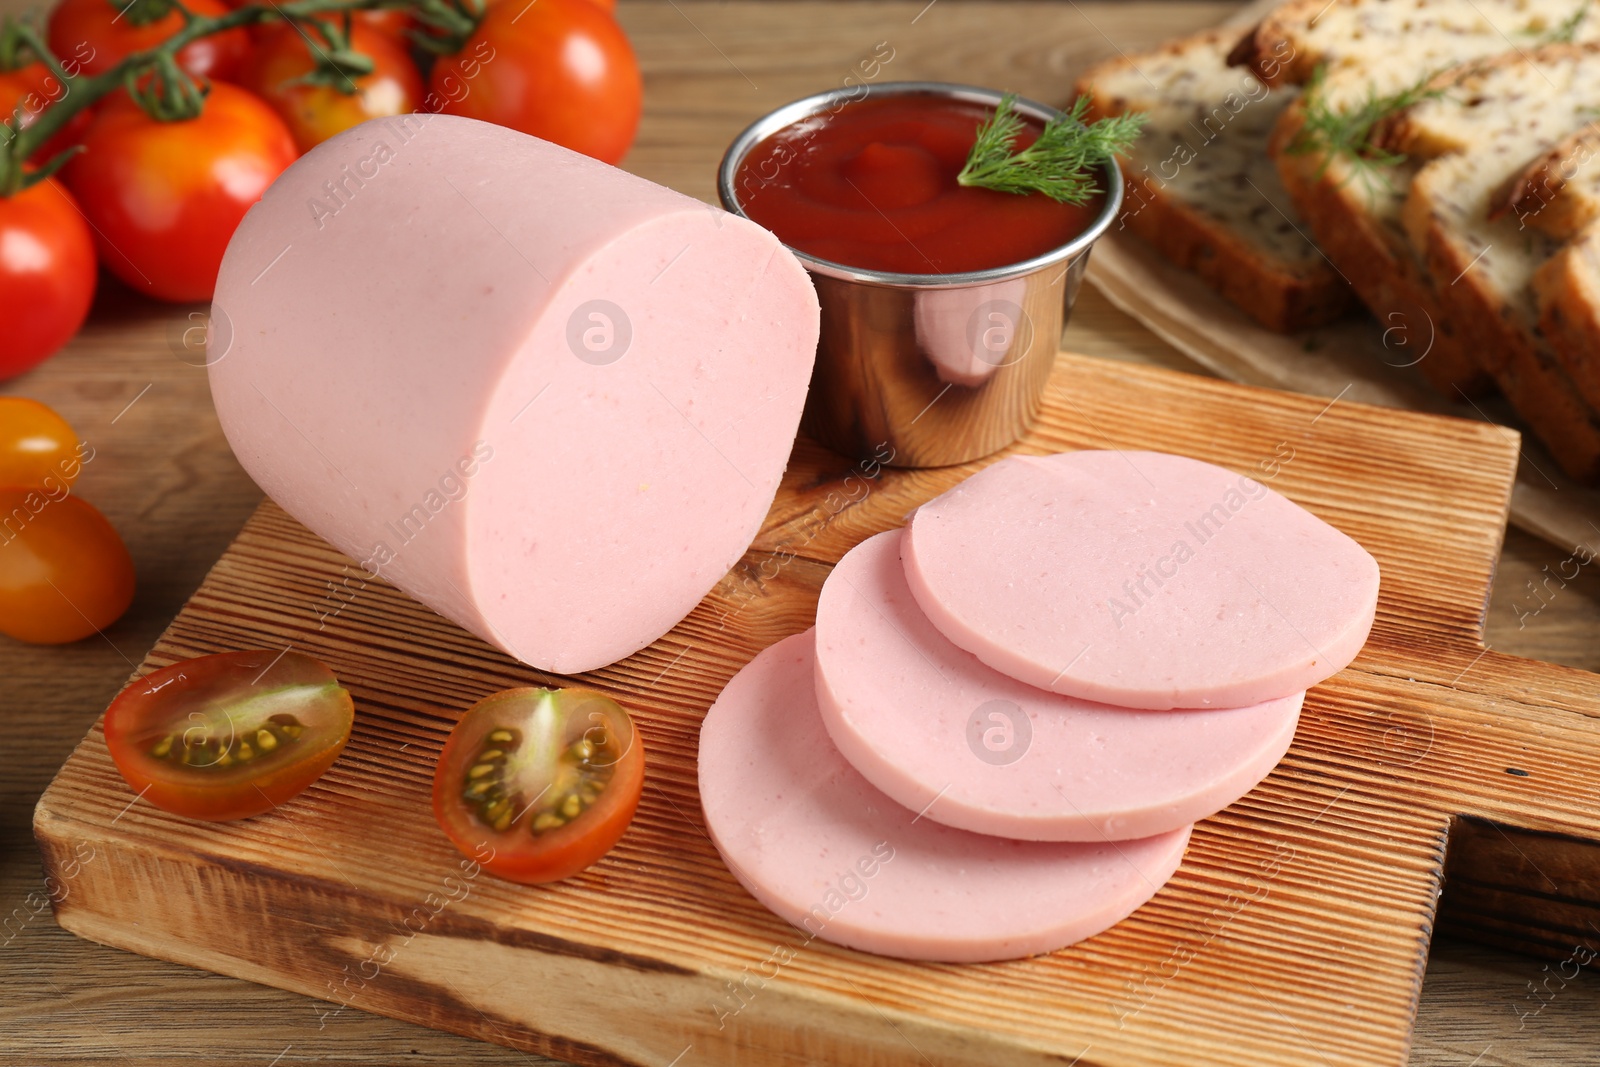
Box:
1492 123 1600 237
1500 125 1600 410
1535 232 1600 412
1386 44 1600 478
1269 98 1488 396
1232 0 1597 94
1074 30 1352 333
1239 0 1600 405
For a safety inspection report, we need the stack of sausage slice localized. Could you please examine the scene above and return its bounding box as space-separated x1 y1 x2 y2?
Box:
699 450 1380 962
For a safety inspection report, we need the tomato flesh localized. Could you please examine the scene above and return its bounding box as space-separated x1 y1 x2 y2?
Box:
0 398 88 494
0 489 133 644
104 650 355 821
433 687 644 884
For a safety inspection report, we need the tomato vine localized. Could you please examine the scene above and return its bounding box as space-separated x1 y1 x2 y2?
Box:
0 0 484 196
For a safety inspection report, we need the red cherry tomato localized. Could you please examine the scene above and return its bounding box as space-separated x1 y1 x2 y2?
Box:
243 22 424 153
429 0 642 165
353 9 414 38
0 63 95 164
0 179 97 380
0 397 89 493
104 650 355 821
65 83 296 302
433 687 644 884
0 488 133 643
490 0 616 9
47 0 251 83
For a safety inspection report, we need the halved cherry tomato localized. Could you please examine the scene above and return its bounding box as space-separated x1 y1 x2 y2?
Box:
65 83 297 302
429 0 642 165
0 63 95 165
0 179 97 379
0 398 89 493
104 650 355 821
0 488 133 643
47 0 251 83
433 687 644 883
243 21 424 153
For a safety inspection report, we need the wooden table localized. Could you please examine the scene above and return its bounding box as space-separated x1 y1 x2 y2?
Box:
3 3 1598 1064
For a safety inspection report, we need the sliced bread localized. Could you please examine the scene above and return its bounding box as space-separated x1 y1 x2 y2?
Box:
1506 126 1600 407
1243 0 1600 407
1492 123 1600 237
1388 45 1600 477
1270 100 1486 394
1535 229 1600 408
1075 30 1352 333
1233 0 1598 95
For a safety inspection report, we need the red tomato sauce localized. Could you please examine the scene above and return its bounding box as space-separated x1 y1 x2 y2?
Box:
733 92 1104 275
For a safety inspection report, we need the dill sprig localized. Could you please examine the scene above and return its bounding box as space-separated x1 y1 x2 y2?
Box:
1286 65 1442 179
957 94 1146 203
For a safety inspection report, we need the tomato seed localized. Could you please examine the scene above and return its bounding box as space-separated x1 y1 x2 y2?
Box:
150 714 303 768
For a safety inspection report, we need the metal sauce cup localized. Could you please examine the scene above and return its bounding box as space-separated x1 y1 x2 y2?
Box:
718 81 1124 468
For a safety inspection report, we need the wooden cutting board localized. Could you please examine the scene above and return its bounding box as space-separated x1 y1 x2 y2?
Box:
34 354 1600 1067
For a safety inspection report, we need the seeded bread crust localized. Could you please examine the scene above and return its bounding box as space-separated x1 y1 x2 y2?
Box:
1409 163 1600 478
1491 123 1600 238
1268 100 1493 396
1232 0 1600 95
1488 121 1600 397
1075 30 1352 333
1244 4 1600 449
1392 45 1600 478
1535 230 1600 415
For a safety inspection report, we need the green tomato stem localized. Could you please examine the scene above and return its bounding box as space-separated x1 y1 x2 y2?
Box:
0 0 467 197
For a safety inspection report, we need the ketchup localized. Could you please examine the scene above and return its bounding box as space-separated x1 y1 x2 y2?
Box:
733 92 1104 276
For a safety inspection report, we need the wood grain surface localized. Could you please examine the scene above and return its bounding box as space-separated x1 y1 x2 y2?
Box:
30 350 1600 1067
4 2 1600 1066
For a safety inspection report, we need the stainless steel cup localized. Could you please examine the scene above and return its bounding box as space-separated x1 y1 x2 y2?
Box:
718 81 1124 468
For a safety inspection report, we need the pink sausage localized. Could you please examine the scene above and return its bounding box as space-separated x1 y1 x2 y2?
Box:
698 630 1191 962
904 451 1380 709
815 529 1302 841
208 116 819 674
